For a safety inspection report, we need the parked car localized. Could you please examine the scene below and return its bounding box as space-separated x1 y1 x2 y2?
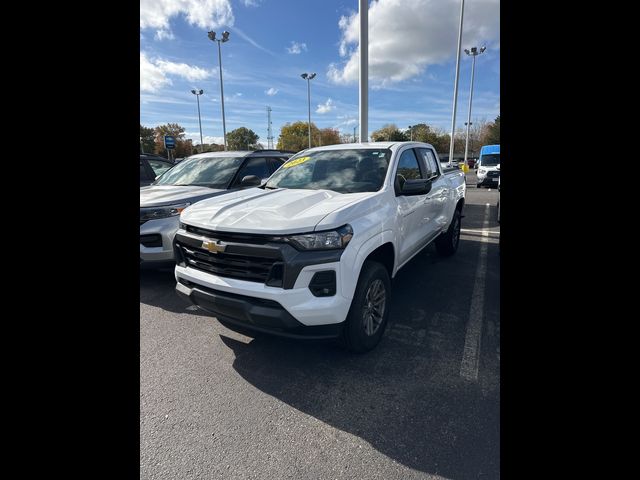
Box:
497 163 500 223
140 154 174 187
140 150 292 266
173 142 466 352
476 144 500 188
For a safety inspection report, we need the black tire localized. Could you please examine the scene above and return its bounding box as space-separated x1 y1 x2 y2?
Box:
341 261 391 353
435 208 462 256
476 183 482 188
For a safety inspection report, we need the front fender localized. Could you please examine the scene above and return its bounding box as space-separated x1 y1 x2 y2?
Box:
340 230 395 300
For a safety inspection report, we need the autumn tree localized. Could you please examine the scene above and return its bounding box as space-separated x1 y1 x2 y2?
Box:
277 121 321 152
484 115 500 145
318 128 341 146
140 124 155 153
371 124 408 142
227 127 260 150
153 123 192 158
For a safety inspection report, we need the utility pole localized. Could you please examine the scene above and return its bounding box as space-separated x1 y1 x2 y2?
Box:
266 106 273 149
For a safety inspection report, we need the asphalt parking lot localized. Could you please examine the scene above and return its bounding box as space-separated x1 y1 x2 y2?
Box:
140 170 500 480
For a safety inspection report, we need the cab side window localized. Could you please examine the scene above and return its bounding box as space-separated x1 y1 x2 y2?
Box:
396 149 424 181
233 157 271 186
140 160 152 181
148 160 173 177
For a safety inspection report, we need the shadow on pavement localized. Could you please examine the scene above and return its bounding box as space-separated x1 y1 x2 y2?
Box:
217 240 500 480
140 266 198 315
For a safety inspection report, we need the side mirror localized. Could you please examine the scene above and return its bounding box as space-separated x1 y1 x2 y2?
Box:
399 178 432 196
240 175 261 187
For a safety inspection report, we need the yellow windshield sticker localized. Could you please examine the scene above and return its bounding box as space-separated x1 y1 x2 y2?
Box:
283 156 311 168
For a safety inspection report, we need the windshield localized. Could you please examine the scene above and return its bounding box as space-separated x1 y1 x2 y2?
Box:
265 149 391 193
480 153 500 166
155 156 244 188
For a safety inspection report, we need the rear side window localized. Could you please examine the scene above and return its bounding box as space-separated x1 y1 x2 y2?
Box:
417 149 439 179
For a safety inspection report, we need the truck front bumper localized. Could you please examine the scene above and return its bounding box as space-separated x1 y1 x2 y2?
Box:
175 278 344 339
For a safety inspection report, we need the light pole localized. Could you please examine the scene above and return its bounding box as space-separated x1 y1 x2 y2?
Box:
463 46 486 165
191 89 204 152
353 125 358 143
408 125 413 141
300 72 316 148
448 0 465 166
208 30 230 150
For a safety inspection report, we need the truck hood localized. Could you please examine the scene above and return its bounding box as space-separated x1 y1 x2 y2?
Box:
140 185 226 208
181 187 379 234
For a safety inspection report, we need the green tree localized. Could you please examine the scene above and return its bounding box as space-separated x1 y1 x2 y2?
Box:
277 121 321 152
227 127 260 150
371 124 407 142
140 124 155 153
484 115 500 145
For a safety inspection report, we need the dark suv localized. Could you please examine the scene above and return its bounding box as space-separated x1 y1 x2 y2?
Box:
140 150 293 265
140 154 174 186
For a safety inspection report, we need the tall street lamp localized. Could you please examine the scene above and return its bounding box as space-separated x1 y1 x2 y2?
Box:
463 46 486 166
191 89 204 153
353 124 358 143
448 0 466 166
301 72 316 149
408 125 413 141
208 30 230 151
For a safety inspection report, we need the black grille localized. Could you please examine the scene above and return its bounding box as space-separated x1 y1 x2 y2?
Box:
177 238 282 283
140 234 162 248
185 225 277 245
487 170 500 178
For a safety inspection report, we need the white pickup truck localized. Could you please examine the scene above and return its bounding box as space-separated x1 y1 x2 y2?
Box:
174 142 466 352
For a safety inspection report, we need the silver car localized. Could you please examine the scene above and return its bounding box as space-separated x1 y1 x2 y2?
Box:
140 150 291 266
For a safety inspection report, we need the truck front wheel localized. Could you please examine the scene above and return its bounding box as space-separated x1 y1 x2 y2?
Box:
341 261 391 353
435 208 462 256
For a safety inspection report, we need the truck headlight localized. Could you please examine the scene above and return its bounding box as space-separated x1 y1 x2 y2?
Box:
478 168 486 174
286 224 353 250
140 202 191 221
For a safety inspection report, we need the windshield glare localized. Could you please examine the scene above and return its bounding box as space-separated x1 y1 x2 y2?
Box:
265 149 391 193
155 156 244 188
480 154 500 166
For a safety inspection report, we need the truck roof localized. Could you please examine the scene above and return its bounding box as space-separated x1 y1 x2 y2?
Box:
480 144 500 155
299 141 436 152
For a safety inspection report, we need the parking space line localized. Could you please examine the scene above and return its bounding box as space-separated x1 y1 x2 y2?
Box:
460 204 490 381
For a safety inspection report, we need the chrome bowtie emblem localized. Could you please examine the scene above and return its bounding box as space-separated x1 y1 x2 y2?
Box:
202 240 226 253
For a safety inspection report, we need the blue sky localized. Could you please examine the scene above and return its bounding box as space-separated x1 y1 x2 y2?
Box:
140 0 500 147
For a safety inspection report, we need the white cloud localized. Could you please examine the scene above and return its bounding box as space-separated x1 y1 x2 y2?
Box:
140 0 234 35
328 0 499 86
265 87 279 96
140 52 212 92
140 52 171 92
185 133 225 145
155 59 211 81
316 98 336 114
154 28 175 41
287 41 307 54
240 0 260 6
